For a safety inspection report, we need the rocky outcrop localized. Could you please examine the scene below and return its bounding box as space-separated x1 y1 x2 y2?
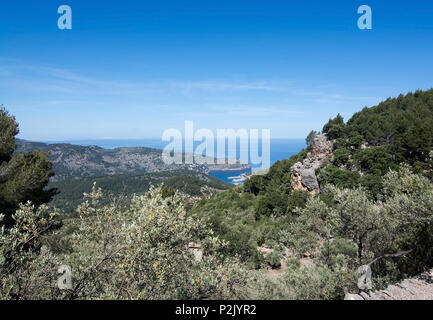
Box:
308 134 334 159
290 134 333 194
344 269 433 300
291 161 320 192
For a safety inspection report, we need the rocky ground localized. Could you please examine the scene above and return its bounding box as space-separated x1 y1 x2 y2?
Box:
346 269 433 300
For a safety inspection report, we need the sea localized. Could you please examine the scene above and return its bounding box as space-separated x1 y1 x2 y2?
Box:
47 138 306 184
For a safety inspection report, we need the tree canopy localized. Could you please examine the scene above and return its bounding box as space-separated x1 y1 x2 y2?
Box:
0 107 56 227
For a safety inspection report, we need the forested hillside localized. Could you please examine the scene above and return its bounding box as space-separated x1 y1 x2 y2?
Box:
241 88 433 217
2 90 433 300
16 139 250 181
190 89 433 298
49 170 232 212
323 89 433 177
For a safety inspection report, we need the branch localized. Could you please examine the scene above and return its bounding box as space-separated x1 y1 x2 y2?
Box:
69 245 126 299
367 249 413 267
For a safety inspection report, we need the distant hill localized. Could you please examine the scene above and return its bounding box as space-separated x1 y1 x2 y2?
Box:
49 170 233 212
15 139 250 182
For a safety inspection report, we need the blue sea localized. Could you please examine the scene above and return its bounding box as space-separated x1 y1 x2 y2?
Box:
48 138 305 184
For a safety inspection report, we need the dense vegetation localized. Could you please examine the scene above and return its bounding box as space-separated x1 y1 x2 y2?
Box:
3 165 431 300
0 107 56 227
190 89 433 297
49 170 232 212
324 89 433 175
1 186 250 299
1 89 433 300
242 89 433 218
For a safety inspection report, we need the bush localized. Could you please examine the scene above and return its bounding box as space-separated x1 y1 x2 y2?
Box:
306 130 319 147
254 185 288 218
1 186 252 300
317 165 361 189
286 190 309 215
320 238 358 268
322 114 346 140
161 185 175 198
360 173 384 199
333 148 351 167
354 146 397 175
266 250 282 269
0 108 56 227
243 175 265 196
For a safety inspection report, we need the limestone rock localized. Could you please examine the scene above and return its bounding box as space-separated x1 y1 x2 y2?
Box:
290 134 333 194
309 134 333 159
290 162 320 192
360 292 370 300
344 293 364 300
365 268 433 300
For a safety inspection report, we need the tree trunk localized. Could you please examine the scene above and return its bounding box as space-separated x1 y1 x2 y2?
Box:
358 240 363 265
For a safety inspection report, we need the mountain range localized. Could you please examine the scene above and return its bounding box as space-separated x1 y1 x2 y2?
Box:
15 139 250 182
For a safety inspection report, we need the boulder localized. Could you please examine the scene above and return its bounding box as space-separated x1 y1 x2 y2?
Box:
360 292 370 300
344 293 364 300
291 163 319 192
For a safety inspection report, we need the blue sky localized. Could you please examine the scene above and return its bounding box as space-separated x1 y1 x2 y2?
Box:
1 0 432 140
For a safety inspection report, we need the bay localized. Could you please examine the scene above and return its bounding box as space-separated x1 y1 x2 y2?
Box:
46 138 306 184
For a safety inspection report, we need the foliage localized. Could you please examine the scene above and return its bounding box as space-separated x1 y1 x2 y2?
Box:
49 170 232 212
243 148 310 219
321 89 433 184
281 167 433 290
333 148 351 167
1 186 251 300
265 250 282 269
306 130 319 147
243 174 266 196
243 148 309 197
354 146 397 175
3 89 433 300
322 114 346 140
250 259 355 300
0 108 56 227
286 190 309 215
346 90 433 166
191 188 259 264
253 182 288 218
317 165 361 189
0 203 61 299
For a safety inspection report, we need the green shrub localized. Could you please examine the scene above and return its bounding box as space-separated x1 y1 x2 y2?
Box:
254 185 288 218
286 190 309 215
354 146 397 175
266 251 282 269
333 148 351 167
1 186 252 300
360 173 384 199
322 114 346 140
317 165 361 189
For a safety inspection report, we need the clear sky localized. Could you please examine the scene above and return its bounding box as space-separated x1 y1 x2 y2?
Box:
1 0 432 140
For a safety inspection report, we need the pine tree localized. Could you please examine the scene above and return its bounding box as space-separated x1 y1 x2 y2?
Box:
306 130 318 147
0 107 57 227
